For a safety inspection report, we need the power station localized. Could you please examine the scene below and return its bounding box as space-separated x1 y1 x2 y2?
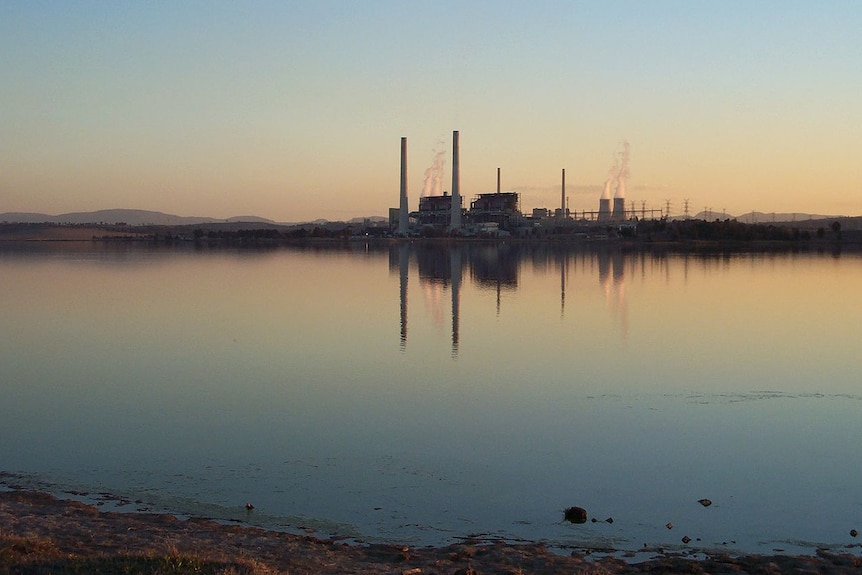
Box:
390 133 659 237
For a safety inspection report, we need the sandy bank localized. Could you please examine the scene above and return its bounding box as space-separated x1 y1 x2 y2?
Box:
2 490 862 574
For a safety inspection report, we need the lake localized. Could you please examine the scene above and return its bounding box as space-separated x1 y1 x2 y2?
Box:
1 241 860 555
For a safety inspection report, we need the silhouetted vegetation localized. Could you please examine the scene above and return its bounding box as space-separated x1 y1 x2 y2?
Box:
3 217 860 248
832 220 842 240
636 218 814 244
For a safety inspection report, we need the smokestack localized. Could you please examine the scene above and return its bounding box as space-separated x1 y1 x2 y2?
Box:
449 130 461 230
497 167 501 194
398 137 408 235
561 168 566 218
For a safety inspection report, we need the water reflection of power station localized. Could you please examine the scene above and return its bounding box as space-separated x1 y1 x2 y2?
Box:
391 245 630 355
391 131 659 237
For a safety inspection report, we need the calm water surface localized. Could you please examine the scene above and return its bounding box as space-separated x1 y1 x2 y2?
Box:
1 242 860 555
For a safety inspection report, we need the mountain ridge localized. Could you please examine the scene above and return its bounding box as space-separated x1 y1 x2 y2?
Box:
0 209 387 227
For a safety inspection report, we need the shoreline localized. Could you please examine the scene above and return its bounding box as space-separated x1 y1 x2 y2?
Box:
2 490 862 574
2 235 861 256
2 219 862 250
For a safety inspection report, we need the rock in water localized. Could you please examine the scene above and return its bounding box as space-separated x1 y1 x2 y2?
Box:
564 506 588 524
698 498 712 507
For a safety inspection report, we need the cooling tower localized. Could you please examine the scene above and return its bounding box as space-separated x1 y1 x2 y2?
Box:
598 198 611 222
398 137 408 235
612 197 626 221
598 175 613 222
449 130 462 230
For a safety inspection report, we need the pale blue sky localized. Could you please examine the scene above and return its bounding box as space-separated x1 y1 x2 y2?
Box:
2 1 860 221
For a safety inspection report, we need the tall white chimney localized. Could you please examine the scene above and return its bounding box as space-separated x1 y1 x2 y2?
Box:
449 130 462 230
561 168 566 218
398 137 408 235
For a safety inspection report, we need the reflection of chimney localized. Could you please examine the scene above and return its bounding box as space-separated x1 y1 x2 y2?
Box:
450 247 462 357
611 251 628 338
560 252 567 318
399 243 409 350
398 137 408 235
449 131 461 230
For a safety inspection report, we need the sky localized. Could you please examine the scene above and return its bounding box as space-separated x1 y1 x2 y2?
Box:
2 1 861 222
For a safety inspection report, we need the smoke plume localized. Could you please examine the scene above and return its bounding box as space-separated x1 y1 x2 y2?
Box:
601 176 614 200
602 152 619 200
614 141 630 199
421 144 447 197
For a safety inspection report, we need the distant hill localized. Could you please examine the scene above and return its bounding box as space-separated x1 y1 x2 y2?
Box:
0 209 222 226
678 211 860 229
225 215 278 224
0 212 54 223
675 211 844 223
348 216 388 224
732 211 836 224
0 209 386 227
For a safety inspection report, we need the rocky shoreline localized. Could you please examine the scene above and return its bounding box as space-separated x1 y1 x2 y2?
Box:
2 490 861 574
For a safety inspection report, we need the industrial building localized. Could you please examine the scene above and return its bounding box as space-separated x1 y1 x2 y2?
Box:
416 193 460 227
390 132 650 236
469 192 520 229
392 131 519 236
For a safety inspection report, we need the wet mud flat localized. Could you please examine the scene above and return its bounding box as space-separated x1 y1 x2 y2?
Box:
2 490 862 575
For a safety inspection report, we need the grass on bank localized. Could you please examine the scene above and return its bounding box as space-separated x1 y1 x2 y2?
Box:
0 533 274 575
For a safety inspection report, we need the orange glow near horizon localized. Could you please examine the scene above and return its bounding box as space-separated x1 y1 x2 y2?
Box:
2 4 861 221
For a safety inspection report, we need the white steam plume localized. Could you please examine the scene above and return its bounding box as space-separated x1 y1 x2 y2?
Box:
601 177 613 200
614 141 630 199
421 144 447 197
602 151 619 200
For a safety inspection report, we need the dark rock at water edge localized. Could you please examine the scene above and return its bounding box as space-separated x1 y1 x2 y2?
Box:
564 506 588 524
590 517 613 524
